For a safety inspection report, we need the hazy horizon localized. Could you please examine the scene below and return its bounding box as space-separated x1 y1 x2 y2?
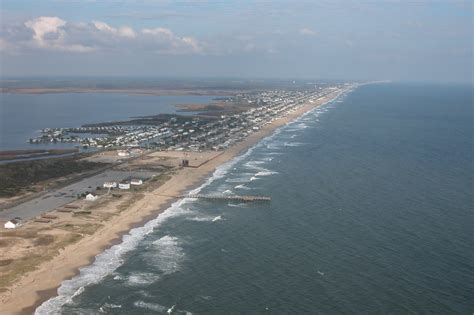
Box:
1 1 472 83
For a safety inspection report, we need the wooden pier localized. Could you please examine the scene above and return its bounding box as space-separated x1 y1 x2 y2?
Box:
183 194 271 203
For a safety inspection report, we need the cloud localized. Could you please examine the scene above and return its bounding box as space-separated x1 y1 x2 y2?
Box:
23 16 95 52
92 21 136 38
1 16 202 55
141 27 203 53
299 28 319 36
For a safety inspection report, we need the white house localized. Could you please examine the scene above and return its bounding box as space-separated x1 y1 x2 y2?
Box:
130 179 143 186
117 150 130 157
4 219 19 229
103 182 117 188
119 183 130 190
85 193 98 201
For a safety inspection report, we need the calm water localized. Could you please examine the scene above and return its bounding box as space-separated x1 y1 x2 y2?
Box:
37 83 473 314
0 93 217 150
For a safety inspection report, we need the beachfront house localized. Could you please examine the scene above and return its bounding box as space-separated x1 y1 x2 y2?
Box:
119 182 130 190
130 179 143 186
117 150 130 157
103 182 117 188
85 193 98 201
4 219 20 229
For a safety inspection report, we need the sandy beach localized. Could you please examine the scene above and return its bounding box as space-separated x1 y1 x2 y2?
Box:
0 90 342 315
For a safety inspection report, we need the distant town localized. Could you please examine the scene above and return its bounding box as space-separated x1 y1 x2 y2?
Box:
29 85 349 152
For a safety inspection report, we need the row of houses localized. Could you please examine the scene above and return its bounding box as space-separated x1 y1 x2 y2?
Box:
29 86 345 153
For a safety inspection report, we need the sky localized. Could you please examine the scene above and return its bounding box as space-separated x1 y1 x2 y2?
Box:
0 0 472 82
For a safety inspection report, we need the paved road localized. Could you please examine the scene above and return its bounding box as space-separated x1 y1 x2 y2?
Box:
0 170 154 221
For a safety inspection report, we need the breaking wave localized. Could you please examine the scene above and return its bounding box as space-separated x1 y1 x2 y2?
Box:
134 301 168 312
188 215 224 222
234 184 251 190
144 235 185 275
126 272 161 286
255 171 278 177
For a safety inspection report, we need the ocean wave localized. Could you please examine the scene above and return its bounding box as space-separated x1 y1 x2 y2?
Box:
212 215 223 222
265 144 281 150
225 177 251 183
35 203 191 315
283 142 306 147
134 301 168 312
234 184 251 190
243 160 268 170
99 302 122 313
188 215 223 222
134 301 192 315
228 203 247 208
126 272 161 286
255 171 278 177
144 235 185 275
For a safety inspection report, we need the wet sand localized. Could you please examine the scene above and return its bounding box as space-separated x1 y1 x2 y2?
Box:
0 90 342 315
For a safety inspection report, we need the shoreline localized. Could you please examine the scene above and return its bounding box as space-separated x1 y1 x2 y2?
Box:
0 88 237 96
0 88 347 315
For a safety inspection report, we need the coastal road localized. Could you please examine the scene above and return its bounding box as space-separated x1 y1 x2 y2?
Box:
0 170 154 221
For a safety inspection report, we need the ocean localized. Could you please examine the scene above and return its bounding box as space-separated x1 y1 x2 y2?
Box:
36 83 473 314
0 93 218 150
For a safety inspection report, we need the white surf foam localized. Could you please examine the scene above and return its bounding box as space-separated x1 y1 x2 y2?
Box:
188 215 224 222
225 177 252 183
126 272 161 286
99 302 122 313
145 235 184 274
134 301 168 312
255 171 278 177
212 215 222 222
283 142 306 147
234 184 251 190
35 202 191 315
228 203 247 208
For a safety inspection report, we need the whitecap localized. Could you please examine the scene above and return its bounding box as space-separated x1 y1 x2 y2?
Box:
255 171 278 177
134 301 167 312
145 235 185 274
187 215 224 222
283 142 306 147
212 215 222 222
126 272 161 286
100 303 122 310
228 203 247 208
225 177 251 183
234 184 251 190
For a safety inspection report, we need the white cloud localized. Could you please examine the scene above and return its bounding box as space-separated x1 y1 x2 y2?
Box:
1 16 202 55
299 28 319 36
23 16 94 52
93 21 136 38
25 16 66 44
141 27 203 54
